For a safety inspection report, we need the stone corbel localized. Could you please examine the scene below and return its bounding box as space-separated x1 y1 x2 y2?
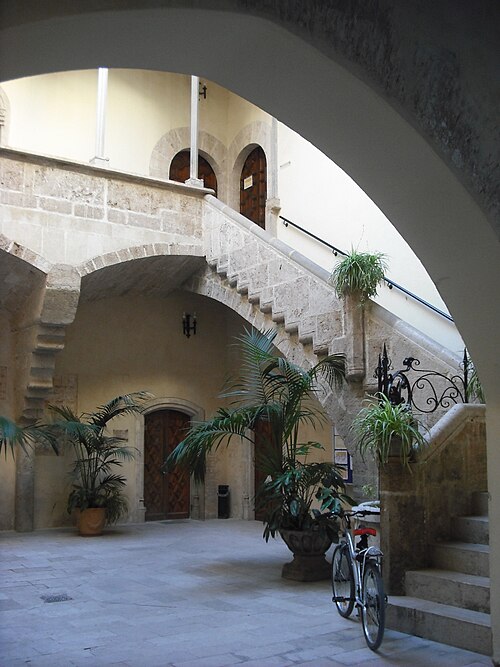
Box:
344 294 366 382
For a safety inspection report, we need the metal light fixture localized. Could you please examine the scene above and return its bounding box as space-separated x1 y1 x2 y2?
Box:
182 312 197 338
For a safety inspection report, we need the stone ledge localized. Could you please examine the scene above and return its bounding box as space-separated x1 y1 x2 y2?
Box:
0 147 213 197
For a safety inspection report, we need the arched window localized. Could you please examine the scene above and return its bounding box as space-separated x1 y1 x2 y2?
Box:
169 150 217 196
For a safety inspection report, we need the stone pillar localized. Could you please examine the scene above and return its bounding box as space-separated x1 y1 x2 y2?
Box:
14 445 35 532
246 433 255 520
379 458 425 595
90 67 109 167
185 75 203 188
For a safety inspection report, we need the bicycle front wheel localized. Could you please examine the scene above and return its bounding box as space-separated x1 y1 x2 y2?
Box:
361 561 385 650
331 544 355 618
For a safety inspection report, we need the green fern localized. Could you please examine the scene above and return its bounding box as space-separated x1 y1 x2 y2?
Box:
352 393 426 469
330 249 388 304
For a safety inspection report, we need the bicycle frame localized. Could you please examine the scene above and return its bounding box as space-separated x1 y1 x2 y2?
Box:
338 511 383 610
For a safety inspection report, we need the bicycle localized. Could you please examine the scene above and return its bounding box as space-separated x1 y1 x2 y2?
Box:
331 503 386 650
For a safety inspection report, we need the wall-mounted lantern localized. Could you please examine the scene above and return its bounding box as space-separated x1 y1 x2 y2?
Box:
182 312 197 338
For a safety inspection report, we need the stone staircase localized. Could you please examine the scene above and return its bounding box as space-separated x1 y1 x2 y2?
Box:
387 491 491 655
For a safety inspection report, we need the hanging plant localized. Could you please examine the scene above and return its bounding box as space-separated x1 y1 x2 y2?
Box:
329 249 388 305
351 393 427 469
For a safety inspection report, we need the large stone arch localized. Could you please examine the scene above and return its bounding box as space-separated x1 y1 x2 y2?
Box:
149 127 228 202
1 3 499 657
77 242 205 280
0 233 51 274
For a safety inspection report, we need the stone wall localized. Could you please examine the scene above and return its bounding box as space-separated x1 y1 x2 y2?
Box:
0 149 206 267
381 404 487 594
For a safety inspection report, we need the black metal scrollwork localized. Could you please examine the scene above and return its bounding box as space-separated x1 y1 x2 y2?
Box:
375 345 469 413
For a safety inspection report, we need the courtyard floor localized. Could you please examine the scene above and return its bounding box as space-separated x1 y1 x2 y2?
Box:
0 519 491 667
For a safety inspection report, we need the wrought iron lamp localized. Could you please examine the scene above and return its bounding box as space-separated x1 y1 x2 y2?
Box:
182 312 197 338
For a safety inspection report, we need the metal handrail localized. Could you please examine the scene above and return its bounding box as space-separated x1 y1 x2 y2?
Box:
280 215 454 323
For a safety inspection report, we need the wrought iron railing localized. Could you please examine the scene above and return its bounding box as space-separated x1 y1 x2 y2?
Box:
280 215 454 323
375 344 470 413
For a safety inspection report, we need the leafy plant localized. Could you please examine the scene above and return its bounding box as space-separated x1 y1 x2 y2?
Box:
329 249 388 305
352 392 426 469
42 392 151 524
0 416 58 459
166 328 352 541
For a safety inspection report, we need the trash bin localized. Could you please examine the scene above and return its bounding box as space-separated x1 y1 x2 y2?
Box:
217 484 230 519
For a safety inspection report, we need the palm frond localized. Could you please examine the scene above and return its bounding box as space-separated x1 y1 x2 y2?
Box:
87 391 153 428
166 406 259 482
0 417 59 458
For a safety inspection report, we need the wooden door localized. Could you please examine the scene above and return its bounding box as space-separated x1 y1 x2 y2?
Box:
169 150 217 195
144 409 190 521
240 146 267 228
254 418 281 521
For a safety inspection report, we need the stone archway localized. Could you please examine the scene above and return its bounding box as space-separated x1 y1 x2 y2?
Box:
1 4 499 658
149 127 228 202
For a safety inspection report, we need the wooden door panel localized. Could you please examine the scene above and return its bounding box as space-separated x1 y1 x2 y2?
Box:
165 410 190 519
240 146 267 228
169 150 217 195
144 409 190 521
144 412 166 521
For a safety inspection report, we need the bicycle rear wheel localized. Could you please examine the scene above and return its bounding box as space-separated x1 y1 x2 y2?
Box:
331 544 355 618
361 561 385 650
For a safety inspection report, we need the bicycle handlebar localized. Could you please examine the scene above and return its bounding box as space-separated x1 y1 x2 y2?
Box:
331 506 380 518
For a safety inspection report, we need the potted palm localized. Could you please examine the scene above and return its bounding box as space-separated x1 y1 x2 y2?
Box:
43 392 151 535
166 329 352 580
352 392 426 469
329 249 388 305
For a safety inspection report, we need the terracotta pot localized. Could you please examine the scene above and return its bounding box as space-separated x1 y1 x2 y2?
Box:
78 507 106 536
280 529 332 581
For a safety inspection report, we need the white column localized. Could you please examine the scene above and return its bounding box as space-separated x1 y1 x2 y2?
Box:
266 117 281 235
269 116 279 199
185 75 203 187
90 67 109 166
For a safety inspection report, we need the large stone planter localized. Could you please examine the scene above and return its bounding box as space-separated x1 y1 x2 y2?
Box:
280 529 332 581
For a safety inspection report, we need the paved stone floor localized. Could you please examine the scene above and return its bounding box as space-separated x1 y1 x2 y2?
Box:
0 520 491 667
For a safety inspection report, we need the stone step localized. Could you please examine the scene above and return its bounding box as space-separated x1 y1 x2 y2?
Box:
405 568 490 613
432 541 489 577
452 515 489 545
472 491 489 516
387 596 491 655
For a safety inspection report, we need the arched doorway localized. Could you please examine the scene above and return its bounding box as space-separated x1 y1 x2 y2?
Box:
144 409 191 521
169 150 217 195
240 146 267 228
